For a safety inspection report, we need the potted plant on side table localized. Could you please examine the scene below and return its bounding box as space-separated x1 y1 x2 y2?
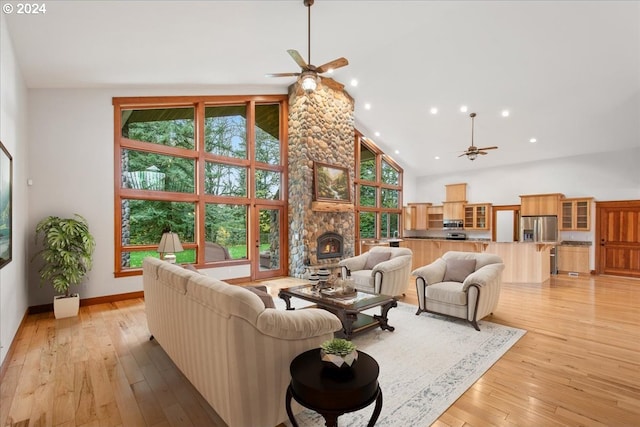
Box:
34 214 95 319
320 338 358 369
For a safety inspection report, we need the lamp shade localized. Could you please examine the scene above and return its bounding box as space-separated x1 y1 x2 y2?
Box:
157 231 184 254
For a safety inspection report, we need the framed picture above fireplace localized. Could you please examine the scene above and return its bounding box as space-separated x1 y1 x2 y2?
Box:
314 162 351 203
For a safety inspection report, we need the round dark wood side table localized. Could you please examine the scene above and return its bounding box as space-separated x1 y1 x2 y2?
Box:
286 348 383 427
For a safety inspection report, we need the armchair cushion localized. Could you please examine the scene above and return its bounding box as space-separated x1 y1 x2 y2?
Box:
365 251 391 269
443 258 476 283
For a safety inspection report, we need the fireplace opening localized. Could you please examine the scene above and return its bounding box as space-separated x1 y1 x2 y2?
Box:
317 232 344 260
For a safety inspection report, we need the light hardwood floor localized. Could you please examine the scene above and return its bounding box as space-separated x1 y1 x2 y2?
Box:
1 274 639 426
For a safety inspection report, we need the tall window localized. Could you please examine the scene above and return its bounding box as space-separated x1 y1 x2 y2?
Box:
114 96 287 276
355 132 403 250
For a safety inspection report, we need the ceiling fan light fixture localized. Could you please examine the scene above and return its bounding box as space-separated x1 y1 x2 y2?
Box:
468 152 478 161
300 72 318 92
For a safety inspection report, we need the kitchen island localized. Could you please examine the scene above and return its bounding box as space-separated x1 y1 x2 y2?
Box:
400 238 553 284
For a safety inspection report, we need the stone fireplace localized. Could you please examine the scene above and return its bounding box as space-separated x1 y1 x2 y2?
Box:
288 82 355 277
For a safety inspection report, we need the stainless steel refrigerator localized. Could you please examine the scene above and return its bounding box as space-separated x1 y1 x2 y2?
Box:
520 215 558 242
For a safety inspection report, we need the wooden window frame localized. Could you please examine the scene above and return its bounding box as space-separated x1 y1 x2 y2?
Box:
354 130 404 253
113 95 288 277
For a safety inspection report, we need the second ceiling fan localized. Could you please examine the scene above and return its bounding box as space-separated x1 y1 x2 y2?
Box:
265 0 349 91
459 113 498 160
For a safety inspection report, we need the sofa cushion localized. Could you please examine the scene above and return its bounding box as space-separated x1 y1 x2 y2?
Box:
365 251 391 269
443 258 476 283
245 285 276 309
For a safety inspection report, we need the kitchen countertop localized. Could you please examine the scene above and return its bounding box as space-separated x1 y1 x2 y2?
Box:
560 240 592 246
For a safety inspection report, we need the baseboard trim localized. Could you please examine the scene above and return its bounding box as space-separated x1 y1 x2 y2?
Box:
28 291 145 314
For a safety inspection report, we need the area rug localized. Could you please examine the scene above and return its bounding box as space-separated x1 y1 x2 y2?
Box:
276 299 525 426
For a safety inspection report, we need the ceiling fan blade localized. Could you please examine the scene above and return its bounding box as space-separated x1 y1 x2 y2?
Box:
478 151 489 155
477 146 498 151
319 76 344 91
265 72 301 78
315 57 349 74
287 49 310 70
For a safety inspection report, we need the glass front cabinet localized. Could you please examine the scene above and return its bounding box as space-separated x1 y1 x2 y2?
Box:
464 203 491 230
560 198 592 230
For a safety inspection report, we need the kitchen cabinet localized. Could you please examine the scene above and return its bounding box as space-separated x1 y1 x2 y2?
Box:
464 204 492 230
428 205 443 229
404 203 430 230
520 193 564 216
557 245 590 274
560 198 592 230
445 183 467 202
443 201 465 220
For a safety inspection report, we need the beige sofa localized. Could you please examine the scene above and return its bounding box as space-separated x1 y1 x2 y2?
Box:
413 251 505 330
142 257 342 427
338 246 413 297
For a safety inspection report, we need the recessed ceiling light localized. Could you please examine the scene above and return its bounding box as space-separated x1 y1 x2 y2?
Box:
364 103 371 110
430 107 438 114
374 131 380 137
327 69 334 74
460 106 468 113
434 156 440 160
350 79 358 87
529 138 537 143
501 110 510 117
394 150 400 154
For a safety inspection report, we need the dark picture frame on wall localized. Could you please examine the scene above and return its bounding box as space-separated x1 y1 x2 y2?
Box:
0 141 12 269
314 161 351 203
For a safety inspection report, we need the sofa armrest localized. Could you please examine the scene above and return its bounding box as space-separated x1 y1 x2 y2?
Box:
412 258 446 285
462 263 505 290
338 253 369 272
256 308 342 340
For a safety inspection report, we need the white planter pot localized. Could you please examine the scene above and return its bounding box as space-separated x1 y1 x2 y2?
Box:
54 294 80 319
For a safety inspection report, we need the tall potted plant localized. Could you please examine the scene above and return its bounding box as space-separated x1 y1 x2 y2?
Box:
34 214 95 319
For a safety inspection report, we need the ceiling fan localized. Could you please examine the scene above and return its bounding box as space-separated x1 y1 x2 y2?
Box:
265 0 349 92
459 112 498 160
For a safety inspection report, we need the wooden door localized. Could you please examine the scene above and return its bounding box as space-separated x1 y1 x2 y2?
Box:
596 200 640 278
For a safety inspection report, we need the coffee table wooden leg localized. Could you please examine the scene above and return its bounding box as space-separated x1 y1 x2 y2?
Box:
367 387 383 427
285 385 299 427
279 293 293 310
374 300 397 332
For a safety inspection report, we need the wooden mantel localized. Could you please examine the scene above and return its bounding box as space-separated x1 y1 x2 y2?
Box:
311 201 354 212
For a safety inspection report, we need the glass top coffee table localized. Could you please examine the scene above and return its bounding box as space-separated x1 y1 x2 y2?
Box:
278 284 397 339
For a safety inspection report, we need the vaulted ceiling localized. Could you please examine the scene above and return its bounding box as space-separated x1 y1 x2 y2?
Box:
5 1 639 175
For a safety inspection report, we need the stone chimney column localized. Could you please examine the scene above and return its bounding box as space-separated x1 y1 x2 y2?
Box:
287 82 355 278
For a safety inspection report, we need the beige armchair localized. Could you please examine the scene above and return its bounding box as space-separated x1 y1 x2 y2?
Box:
413 251 505 331
339 246 413 297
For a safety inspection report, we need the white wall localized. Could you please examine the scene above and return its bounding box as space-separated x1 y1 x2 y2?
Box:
0 14 30 365
411 147 639 204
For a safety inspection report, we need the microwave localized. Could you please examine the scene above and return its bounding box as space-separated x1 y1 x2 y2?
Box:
443 220 464 229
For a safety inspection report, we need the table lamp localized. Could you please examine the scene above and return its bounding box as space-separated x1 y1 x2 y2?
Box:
157 231 183 263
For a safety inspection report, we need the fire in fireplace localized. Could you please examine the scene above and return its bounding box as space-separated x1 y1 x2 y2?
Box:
317 232 344 260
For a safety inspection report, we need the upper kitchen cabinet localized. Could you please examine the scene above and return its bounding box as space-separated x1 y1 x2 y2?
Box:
404 203 431 230
446 183 467 202
443 201 465 221
520 193 564 216
428 205 444 229
464 203 492 230
560 198 592 230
